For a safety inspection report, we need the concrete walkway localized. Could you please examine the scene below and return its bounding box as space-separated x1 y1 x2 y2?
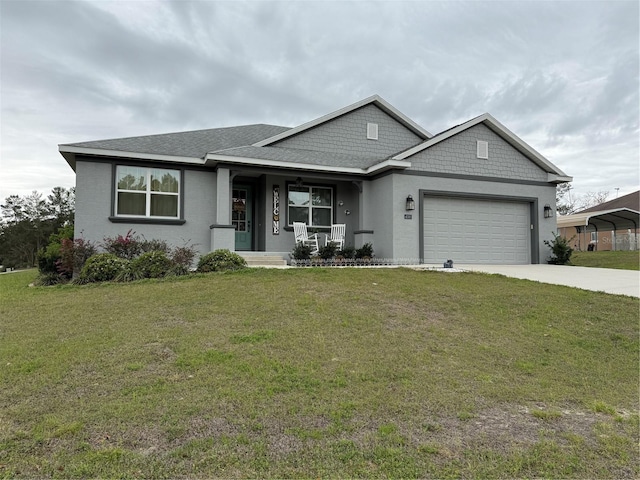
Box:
449 264 640 298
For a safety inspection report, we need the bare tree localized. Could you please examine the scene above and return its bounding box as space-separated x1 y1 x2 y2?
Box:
556 183 577 215
556 184 610 215
577 191 609 211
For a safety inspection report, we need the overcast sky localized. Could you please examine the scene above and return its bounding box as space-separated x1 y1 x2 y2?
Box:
1 0 638 204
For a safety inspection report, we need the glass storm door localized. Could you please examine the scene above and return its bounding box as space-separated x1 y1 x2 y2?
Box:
233 186 252 250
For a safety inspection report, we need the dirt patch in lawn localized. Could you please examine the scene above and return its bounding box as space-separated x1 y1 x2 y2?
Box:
125 403 636 460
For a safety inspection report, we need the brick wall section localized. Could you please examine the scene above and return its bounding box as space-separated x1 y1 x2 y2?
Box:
408 124 548 181
274 104 424 159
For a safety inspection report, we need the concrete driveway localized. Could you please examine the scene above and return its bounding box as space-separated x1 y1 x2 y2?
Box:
451 264 640 298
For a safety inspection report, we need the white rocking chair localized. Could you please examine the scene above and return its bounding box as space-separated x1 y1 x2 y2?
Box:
293 222 319 254
325 224 346 250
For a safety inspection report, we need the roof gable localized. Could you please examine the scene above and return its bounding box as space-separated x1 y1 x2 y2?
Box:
254 103 427 162
253 95 432 148
403 123 551 182
393 113 571 181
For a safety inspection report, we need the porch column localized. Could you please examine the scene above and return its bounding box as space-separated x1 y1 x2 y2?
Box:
210 167 235 251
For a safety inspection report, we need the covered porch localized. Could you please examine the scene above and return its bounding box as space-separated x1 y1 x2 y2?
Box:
208 166 376 258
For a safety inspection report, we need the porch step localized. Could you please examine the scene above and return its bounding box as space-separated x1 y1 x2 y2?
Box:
240 255 288 268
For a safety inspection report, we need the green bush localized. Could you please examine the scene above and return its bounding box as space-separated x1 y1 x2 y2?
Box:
544 232 575 265
318 243 339 260
197 250 247 273
36 225 74 275
34 272 67 286
355 242 374 259
37 242 62 275
80 253 128 283
114 265 143 283
140 238 170 254
291 243 313 260
338 246 355 259
130 250 173 278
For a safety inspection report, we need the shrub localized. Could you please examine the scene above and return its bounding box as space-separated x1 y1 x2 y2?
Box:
103 230 142 260
130 250 173 279
34 272 66 286
355 242 374 259
114 265 143 283
291 243 313 260
544 232 574 265
37 242 62 275
140 238 170 254
318 243 339 260
37 225 74 275
197 249 247 273
338 246 355 259
80 253 128 283
57 237 97 278
170 244 198 275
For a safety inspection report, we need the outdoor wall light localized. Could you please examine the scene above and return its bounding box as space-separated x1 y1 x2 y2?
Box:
544 204 553 218
406 195 415 211
344 209 351 216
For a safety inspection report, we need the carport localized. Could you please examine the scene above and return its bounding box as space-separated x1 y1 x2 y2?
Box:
557 208 640 251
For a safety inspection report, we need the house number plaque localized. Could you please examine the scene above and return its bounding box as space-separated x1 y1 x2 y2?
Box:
272 185 280 234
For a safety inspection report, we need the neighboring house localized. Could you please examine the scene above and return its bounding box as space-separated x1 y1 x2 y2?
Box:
557 191 640 251
59 95 571 265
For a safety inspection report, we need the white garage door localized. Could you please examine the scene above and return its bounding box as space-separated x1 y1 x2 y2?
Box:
423 196 531 264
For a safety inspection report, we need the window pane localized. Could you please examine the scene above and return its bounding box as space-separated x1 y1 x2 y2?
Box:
289 206 309 224
151 169 179 193
288 187 310 206
312 187 332 206
150 194 178 217
117 167 146 191
117 192 146 215
312 208 331 227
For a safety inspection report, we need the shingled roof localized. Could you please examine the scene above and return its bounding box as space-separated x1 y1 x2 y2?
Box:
59 95 570 179
577 190 639 214
61 124 290 159
59 121 400 173
210 145 381 170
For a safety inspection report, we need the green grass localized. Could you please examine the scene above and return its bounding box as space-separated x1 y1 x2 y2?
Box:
571 250 640 270
1 268 638 478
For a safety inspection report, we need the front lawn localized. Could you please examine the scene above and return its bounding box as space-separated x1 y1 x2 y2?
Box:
571 250 640 270
0 268 638 478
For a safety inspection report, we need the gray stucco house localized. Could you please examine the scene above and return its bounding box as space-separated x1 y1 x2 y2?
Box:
59 95 572 264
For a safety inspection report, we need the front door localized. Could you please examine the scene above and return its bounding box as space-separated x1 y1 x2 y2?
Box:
233 186 252 250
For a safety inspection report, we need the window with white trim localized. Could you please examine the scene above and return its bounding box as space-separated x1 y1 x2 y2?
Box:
115 166 180 218
288 185 333 227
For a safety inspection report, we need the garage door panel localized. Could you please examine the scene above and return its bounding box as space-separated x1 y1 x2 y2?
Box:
423 196 530 264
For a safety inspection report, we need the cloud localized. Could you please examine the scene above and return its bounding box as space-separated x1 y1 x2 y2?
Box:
0 0 638 201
